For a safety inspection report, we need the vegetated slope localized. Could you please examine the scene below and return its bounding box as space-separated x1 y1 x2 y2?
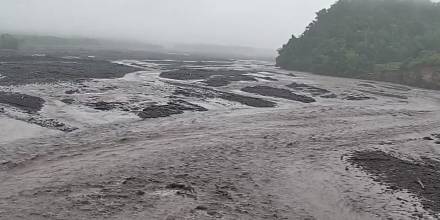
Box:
276 0 440 89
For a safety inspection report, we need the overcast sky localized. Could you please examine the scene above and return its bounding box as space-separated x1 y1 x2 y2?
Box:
0 0 336 49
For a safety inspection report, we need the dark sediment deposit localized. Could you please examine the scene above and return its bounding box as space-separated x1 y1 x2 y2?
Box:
85 99 208 119
255 76 278 81
0 56 139 85
343 95 372 101
219 92 276 108
286 82 331 96
28 117 77 132
357 89 408 100
203 74 257 87
358 83 376 88
137 100 207 119
160 69 258 87
349 151 440 214
172 85 276 108
160 69 217 81
60 98 75 105
242 86 316 103
87 101 131 112
0 91 78 132
0 91 45 113
380 84 412 91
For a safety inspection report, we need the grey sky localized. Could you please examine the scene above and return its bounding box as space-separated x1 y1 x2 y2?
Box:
0 0 336 49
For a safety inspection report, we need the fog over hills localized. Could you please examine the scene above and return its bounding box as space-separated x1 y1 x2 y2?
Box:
0 0 336 50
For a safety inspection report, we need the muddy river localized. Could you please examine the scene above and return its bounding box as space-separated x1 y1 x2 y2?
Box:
0 55 439 219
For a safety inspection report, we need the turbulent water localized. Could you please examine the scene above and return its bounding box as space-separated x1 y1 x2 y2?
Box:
0 58 439 219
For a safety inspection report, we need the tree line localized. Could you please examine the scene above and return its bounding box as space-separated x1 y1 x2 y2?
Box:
276 0 440 79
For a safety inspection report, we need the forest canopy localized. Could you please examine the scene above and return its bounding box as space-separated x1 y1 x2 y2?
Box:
276 0 440 79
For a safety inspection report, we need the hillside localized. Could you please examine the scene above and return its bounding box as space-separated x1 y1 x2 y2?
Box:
276 0 440 89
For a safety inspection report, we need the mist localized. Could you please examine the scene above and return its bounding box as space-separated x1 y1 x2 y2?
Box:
0 0 336 49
